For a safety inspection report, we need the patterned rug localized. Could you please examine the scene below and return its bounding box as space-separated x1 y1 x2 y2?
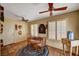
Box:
17 44 49 56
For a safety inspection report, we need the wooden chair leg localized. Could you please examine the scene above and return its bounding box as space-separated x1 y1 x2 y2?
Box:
70 47 72 56
63 44 65 55
76 46 78 56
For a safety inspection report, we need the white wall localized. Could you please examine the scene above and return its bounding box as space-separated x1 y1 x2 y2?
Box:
1 18 28 45
46 39 63 49
0 10 28 45
29 10 79 52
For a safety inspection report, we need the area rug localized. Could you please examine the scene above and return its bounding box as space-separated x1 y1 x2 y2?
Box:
17 44 49 56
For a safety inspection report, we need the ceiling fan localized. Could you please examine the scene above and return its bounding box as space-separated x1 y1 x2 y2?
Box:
22 17 28 22
39 3 67 16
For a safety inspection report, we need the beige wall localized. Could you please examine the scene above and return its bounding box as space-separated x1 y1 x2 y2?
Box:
0 10 79 49
0 18 28 45
29 10 79 49
0 10 29 45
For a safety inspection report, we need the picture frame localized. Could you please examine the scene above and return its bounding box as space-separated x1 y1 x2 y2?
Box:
38 24 46 34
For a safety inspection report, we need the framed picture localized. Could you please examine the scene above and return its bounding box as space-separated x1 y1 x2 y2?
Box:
18 25 22 29
15 24 22 30
15 24 18 30
38 24 46 34
18 31 22 35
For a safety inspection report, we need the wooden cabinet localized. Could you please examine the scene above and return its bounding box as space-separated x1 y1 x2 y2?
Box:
0 40 3 55
0 43 1 55
0 5 4 22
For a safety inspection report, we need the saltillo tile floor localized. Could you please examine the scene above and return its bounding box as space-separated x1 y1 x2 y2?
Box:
1 40 75 56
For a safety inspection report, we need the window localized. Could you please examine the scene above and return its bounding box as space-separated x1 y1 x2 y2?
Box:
61 20 67 39
48 21 56 40
48 20 67 40
57 21 61 40
31 24 38 37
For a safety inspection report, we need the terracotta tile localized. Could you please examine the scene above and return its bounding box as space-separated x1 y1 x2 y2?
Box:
1 40 71 56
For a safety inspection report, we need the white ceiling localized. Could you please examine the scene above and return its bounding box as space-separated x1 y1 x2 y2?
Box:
1 3 79 21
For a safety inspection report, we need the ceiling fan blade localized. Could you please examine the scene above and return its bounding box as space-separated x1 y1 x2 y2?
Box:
39 3 53 15
39 10 49 14
54 7 67 11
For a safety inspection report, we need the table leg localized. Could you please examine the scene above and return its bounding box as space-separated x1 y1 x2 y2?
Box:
63 44 65 55
70 47 72 56
76 46 78 56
